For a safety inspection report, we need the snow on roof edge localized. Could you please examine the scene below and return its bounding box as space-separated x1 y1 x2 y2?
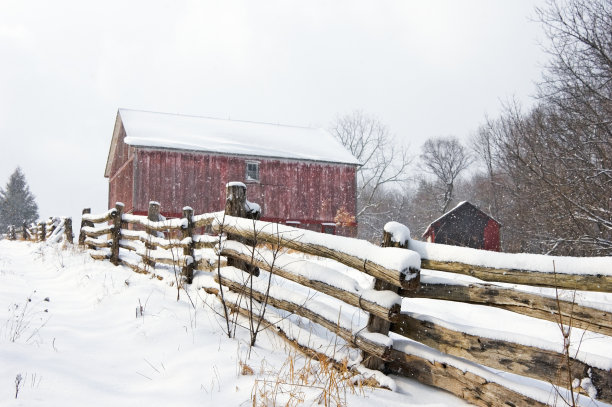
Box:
128 143 363 167
117 108 361 166
422 201 500 238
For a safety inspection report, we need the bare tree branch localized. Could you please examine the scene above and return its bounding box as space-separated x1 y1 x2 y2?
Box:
419 136 472 214
330 110 412 241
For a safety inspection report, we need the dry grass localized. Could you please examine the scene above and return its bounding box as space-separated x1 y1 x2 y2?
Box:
251 351 371 407
240 361 255 376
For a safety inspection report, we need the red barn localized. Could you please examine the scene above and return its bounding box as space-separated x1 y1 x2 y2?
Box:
104 109 360 236
422 201 501 251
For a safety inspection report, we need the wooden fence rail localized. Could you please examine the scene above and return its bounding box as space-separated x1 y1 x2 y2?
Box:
5 216 73 243
220 242 402 322
386 347 551 407
408 238 612 292
79 183 612 407
403 281 612 337
393 313 612 402
215 218 420 290
80 200 223 280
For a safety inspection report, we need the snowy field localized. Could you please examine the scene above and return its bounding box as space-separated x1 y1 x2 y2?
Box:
0 240 468 406
1 238 611 406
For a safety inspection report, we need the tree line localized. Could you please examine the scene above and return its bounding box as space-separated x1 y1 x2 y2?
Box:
332 0 612 256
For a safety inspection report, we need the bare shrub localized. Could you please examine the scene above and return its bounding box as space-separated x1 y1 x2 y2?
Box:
251 351 365 407
4 294 50 344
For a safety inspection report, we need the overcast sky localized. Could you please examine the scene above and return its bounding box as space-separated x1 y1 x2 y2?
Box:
0 0 548 223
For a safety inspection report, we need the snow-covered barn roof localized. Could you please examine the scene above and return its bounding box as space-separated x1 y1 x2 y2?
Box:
105 109 360 176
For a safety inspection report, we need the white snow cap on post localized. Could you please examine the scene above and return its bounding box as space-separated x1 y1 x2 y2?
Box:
245 199 261 215
226 181 246 188
384 222 411 244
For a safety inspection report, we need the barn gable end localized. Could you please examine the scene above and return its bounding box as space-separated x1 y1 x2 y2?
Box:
105 112 137 210
423 201 501 251
105 111 132 178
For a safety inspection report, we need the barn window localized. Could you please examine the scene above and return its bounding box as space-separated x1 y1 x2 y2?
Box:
246 161 260 182
322 223 336 235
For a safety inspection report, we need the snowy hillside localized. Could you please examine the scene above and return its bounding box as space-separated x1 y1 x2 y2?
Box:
2 238 612 406
0 240 467 406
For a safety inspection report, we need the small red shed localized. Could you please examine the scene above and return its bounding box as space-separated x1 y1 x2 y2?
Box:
422 201 501 251
104 109 360 236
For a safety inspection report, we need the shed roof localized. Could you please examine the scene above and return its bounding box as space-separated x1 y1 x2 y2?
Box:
107 109 359 175
423 201 501 237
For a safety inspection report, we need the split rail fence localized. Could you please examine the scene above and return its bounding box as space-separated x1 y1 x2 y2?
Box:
5 217 73 243
79 183 612 407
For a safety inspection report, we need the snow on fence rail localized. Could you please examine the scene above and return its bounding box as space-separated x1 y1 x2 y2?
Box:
80 203 222 283
384 226 612 338
80 183 612 407
408 236 612 291
4 216 73 243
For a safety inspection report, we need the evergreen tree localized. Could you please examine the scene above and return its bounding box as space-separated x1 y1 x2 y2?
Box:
0 168 39 231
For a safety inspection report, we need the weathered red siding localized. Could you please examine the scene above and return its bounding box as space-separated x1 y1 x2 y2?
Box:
107 122 136 211
423 226 435 243
123 149 356 235
109 124 132 175
483 219 501 252
109 158 134 211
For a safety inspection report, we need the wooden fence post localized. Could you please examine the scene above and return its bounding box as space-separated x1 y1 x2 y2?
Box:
225 182 260 275
40 221 46 242
64 217 73 244
47 217 56 238
22 222 28 241
225 183 248 218
146 201 161 247
225 182 261 221
182 206 195 284
363 227 413 371
144 201 160 268
79 208 92 246
110 202 124 266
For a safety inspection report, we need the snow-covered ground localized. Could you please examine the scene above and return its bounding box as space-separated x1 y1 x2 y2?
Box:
2 238 612 406
0 240 468 406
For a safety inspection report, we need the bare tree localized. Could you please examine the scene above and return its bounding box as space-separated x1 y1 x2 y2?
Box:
330 111 411 240
399 179 440 237
536 0 612 121
497 104 612 255
469 0 612 256
448 0 612 256
470 118 503 219
419 136 472 214
533 0 612 255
